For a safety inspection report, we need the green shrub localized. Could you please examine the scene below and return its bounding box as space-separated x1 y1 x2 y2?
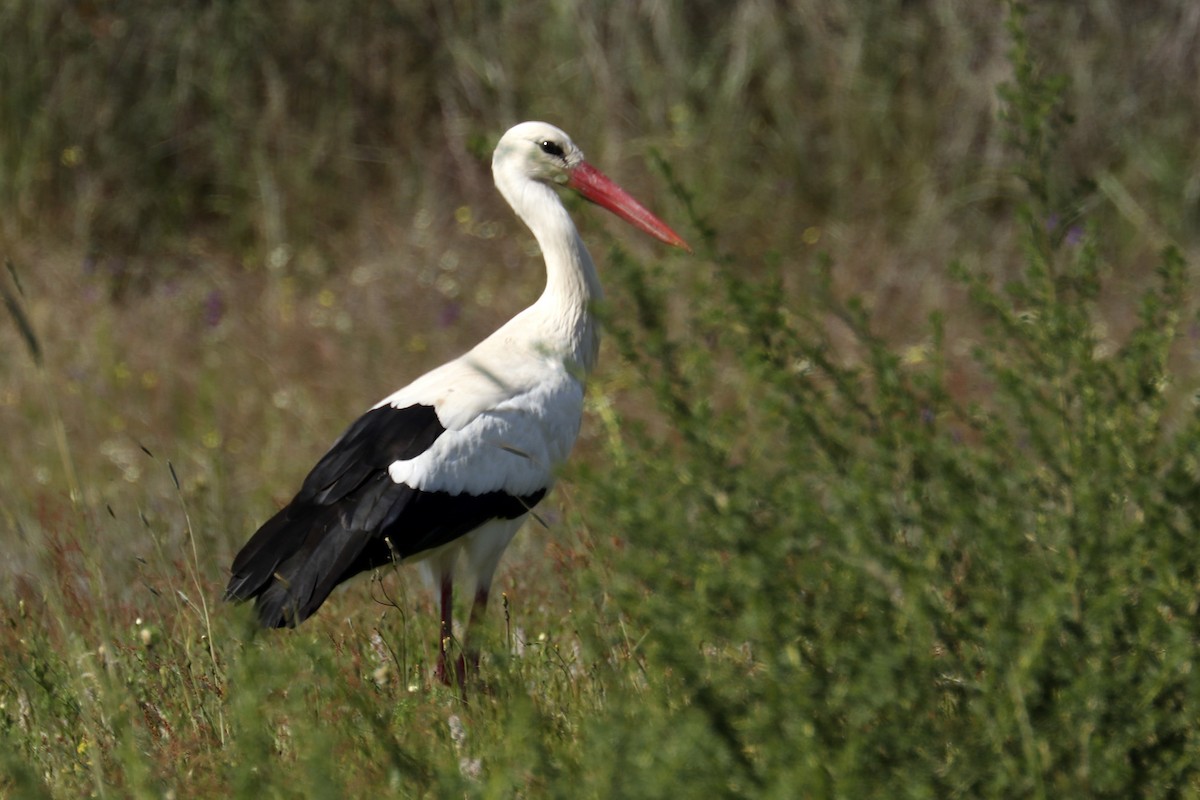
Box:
574 5 1200 795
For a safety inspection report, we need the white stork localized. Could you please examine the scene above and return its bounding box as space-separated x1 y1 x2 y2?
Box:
224 121 689 685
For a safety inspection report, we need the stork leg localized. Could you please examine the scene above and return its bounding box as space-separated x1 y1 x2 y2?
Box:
435 574 457 687
463 585 492 681
456 518 522 685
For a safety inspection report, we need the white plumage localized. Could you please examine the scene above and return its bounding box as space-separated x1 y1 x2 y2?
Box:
225 121 689 686
385 376 584 497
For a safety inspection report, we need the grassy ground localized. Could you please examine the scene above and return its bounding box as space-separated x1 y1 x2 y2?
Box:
3 2 1200 797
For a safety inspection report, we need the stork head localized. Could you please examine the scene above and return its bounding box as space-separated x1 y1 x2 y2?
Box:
493 121 691 252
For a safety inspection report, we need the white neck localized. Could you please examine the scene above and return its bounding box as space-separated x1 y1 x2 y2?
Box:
498 177 603 375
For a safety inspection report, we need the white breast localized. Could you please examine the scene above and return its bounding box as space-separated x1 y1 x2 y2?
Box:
386 359 585 497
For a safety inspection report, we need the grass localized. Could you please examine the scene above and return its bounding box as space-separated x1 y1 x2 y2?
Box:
3 1 1200 797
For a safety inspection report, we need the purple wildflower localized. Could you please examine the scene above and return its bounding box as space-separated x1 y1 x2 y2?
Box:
204 289 225 328
438 301 461 328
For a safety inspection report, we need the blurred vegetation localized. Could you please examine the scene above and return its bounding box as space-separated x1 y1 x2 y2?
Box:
3 2 1198 293
2 0 1200 797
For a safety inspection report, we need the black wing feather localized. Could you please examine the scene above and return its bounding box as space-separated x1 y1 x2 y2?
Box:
299 403 444 504
224 403 546 628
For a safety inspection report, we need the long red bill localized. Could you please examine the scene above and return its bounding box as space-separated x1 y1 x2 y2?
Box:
568 162 692 253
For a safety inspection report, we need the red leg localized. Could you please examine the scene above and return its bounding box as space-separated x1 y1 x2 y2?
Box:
435 574 454 686
464 587 490 676
468 586 490 629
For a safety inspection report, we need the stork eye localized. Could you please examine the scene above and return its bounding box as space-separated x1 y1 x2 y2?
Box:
538 140 566 158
